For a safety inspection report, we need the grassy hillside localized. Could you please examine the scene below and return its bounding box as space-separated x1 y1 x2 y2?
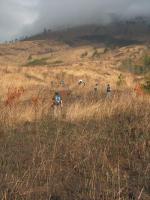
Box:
0 93 149 199
0 26 150 199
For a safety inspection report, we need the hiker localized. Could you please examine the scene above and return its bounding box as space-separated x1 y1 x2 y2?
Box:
94 83 99 92
78 80 86 86
52 92 63 118
106 84 111 98
78 80 83 85
60 80 65 87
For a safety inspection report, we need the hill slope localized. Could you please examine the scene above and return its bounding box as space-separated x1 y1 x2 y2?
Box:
0 24 149 200
0 23 150 97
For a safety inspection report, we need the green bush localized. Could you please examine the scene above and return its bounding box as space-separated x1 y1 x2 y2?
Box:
131 65 145 75
28 55 32 60
142 75 150 93
143 55 150 73
144 55 150 67
53 60 63 64
25 57 48 66
92 49 101 58
121 59 132 72
50 60 63 65
116 73 126 87
81 51 88 58
121 59 145 75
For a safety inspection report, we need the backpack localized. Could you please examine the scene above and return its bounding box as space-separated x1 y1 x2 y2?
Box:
55 95 61 105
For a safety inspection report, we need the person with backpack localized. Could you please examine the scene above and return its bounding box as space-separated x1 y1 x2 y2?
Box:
53 92 62 106
106 84 111 98
52 92 63 118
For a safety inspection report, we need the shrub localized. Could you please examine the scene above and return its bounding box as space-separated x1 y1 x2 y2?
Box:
144 55 150 67
92 49 101 58
25 57 48 66
50 60 63 65
80 51 88 58
142 75 150 93
28 55 32 60
116 73 126 87
143 55 150 73
121 58 133 71
121 59 145 75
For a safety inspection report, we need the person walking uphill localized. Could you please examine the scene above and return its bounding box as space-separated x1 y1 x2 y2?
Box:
52 92 63 118
78 80 86 86
94 83 99 92
106 84 111 99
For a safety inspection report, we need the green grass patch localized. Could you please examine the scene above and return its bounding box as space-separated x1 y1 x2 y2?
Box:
116 73 126 87
143 55 150 71
80 51 88 58
121 55 150 75
51 60 63 64
121 58 146 75
144 54 150 66
142 74 150 93
24 58 64 67
25 57 49 66
48 60 64 66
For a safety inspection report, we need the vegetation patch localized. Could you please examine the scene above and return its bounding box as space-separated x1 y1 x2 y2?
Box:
28 54 32 60
79 35 141 47
92 49 101 58
143 54 150 70
51 60 63 64
121 55 150 75
142 74 150 93
121 58 146 75
48 60 64 66
80 51 88 58
116 73 126 87
25 57 49 66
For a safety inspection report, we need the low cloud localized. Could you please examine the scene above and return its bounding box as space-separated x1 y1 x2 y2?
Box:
1 0 150 41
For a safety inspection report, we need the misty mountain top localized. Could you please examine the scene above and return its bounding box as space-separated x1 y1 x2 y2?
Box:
1 0 150 42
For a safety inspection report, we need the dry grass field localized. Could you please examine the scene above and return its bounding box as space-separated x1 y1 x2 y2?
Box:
0 33 149 199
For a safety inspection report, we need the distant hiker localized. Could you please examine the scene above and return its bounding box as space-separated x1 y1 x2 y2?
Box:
52 92 63 118
60 80 65 87
78 80 85 86
94 83 99 92
78 80 83 85
106 84 111 98
53 92 62 106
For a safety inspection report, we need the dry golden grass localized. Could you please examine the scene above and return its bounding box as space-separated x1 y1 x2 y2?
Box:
0 40 148 96
0 89 149 200
0 40 149 199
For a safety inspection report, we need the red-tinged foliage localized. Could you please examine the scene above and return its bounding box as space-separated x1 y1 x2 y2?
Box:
134 84 144 96
31 96 39 106
60 89 72 98
5 86 25 107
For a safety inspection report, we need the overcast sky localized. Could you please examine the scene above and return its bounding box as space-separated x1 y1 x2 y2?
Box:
1 0 150 42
